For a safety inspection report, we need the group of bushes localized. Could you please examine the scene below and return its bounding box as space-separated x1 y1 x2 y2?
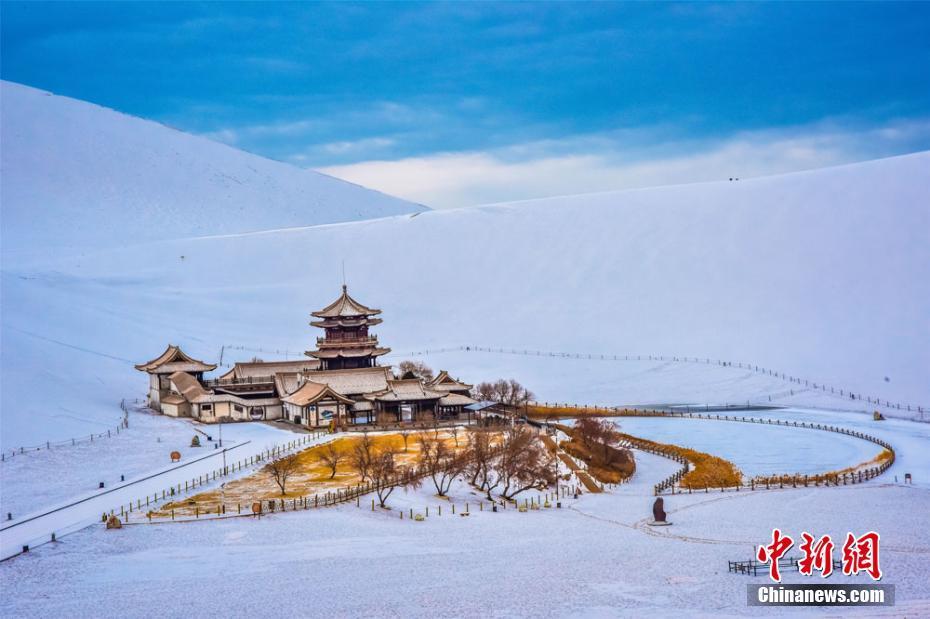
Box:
558 418 636 484
614 431 743 489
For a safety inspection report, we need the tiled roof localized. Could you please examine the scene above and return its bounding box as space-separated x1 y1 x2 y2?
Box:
273 372 302 397
368 379 446 402
169 372 212 403
227 359 321 379
428 370 474 391
135 345 216 373
282 381 354 407
439 393 477 406
311 285 381 318
304 366 392 396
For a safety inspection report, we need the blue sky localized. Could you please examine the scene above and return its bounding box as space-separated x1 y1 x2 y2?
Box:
3 2 929 207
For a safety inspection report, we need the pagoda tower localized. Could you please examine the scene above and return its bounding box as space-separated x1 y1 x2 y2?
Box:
305 285 391 370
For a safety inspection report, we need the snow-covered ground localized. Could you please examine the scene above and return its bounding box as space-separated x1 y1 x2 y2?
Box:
0 408 319 560
2 408 927 617
0 408 299 518
609 416 883 478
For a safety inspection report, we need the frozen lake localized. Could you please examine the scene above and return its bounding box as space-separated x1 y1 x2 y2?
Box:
611 414 883 478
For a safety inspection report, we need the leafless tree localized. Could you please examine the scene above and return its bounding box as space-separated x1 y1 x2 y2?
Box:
465 428 499 499
473 378 535 406
318 441 344 479
472 382 496 402
349 433 375 482
397 360 435 382
267 453 301 496
399 427 413 452
495 426 556 500
450 425 460 447
418 434 465 496
575 417 622 464
369 445 416 507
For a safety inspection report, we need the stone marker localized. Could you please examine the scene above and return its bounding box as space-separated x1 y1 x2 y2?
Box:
647 497 671 526
653 497 666 523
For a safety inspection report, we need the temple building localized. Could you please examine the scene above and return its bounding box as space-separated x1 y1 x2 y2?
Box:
135 286 477 428
305 285 390 370
134 345 216 410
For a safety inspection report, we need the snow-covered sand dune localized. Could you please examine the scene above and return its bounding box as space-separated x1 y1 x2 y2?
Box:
0 80 426 255
2 150 927 449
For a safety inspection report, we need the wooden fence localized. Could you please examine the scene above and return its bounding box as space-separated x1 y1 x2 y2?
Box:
390 344 928 420
2 400 133 462
639 411 895 495
109 431 329 523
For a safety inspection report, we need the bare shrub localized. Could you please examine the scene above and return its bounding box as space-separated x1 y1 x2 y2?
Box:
464 428 499 499
397 360 435 382
349 433 375 482
472 378 534 406
370 444 417 507
495 426 556 500
319 441 344 479
267 453 300 496
418 434 465 496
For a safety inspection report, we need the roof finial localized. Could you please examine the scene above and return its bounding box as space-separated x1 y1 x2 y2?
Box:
341 260 346 292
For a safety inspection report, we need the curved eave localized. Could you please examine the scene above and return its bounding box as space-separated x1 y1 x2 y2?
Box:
135 344 216 373
310 317 383 328
306 347 391 359
311 286 382 318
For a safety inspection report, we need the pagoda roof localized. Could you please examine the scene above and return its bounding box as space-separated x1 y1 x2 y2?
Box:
311 285 381 318
282 381 354 407
303 366 392 396
306 346 391 359
310 316 382 328
135 345 216 374
427 370 474 391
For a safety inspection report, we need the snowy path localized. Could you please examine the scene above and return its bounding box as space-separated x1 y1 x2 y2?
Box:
0 424 329 561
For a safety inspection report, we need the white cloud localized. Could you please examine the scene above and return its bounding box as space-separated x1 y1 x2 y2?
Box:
318 118 930 208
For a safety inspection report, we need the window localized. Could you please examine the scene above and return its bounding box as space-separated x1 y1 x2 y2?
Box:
202 404 213 411
234 405 244 413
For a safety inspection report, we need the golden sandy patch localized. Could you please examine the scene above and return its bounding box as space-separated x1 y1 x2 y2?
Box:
147 429 468 519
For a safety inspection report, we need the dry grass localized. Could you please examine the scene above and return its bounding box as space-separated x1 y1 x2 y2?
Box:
606 431 743 489
558 438 636 485
752 448 894 486
151 430 462 518
526 405 623 419
525 405 673 419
